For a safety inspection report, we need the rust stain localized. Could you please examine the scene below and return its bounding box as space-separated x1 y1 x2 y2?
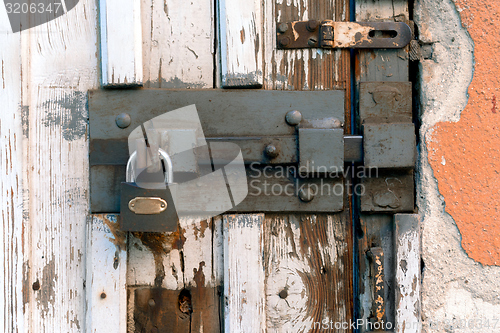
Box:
103 215 126 251
133 225 186 286
193 261 206 287
427 0 500 265
193 219 209 240
240 28 245 44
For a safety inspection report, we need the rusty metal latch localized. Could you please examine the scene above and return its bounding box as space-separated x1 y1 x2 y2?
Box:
277 20 412 49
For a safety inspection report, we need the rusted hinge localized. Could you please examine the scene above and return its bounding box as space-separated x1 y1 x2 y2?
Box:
277 20 412 50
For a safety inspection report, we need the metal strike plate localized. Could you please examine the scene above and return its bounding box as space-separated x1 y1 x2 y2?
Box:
360 168 414 213
120 182 178 232
277 21 412 49
128 197 167 214
364 123 416 169
359 82 412 123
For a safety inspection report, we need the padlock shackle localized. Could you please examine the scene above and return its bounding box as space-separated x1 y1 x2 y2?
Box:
126 148 174 184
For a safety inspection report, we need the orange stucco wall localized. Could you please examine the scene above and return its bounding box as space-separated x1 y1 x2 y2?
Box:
427 0 500 265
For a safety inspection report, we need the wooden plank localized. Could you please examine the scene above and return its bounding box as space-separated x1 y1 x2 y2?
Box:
263 0 351 130
264 213 352 332
100 0 143 86
218 0 263 87
355 1 409 331
127 217 223 333
20 0 99 331
395 214 421 333
355 0 409 83
218 0 353 331
0 13 24 332
86 215 128 333
125 1 219 331
141 0 214 88
223 214 265 333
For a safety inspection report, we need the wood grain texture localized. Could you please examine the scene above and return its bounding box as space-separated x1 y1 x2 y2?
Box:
218 0 263 87
265 214 352 333
86 215 128 333
220 0 353 332
19 0 99 331
395 214 421 333
99 0 143 86
141 0 214 88
127 217 223 333
126 2 220 330
223 214 266 333
355 0 409 83
0 11 24 332
263 0 351 130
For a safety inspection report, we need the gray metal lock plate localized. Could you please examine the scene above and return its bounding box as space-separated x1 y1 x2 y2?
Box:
89 89 349 214
120 182 178 232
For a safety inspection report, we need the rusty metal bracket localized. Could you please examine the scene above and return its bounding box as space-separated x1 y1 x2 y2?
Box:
277 21 412 50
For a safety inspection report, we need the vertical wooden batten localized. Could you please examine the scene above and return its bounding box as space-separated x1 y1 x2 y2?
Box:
218 0 353 331
395 214 421 333
218 0 263 88
21 0 100 331
0 11 24 332
223 214 266 333
141 0 214 88
99 0 143 86
86 215 128 333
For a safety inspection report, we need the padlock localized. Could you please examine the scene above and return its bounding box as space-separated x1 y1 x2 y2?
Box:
120 148 179 232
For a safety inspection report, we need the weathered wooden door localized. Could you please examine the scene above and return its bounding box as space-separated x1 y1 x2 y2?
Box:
119 0 354 331
0 0 421 331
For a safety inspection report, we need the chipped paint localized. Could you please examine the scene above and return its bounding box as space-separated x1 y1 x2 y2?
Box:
427 0 500 266
35 257 58 319
41 91 88 141
102 215 127 251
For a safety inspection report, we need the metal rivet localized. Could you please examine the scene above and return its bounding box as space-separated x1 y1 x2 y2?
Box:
277 22 288 34
306 19 319 32
299 187 315 202
100 292 107 299
148 299 156 307
308 37 318 47
115 113 131 129
279 37 291 47
278 289 288 299
285 110 302 126
265 145 279 159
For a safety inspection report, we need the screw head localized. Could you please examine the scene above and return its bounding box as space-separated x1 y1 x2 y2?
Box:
115 113 131 129
100 292 107 299
277 22 289 34
278 288 288 299
308 37 318 47
279 37 291 47
306 19 319 31
265 145 279 159
285 110 302 126
298 187 315 202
